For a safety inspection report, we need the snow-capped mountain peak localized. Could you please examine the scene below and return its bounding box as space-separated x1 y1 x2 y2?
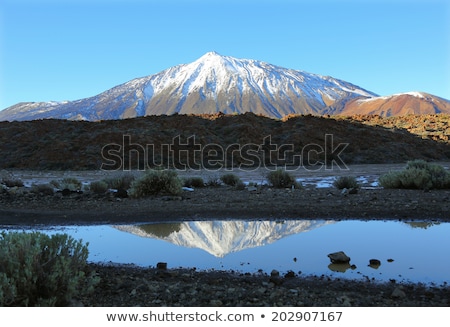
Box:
0 52 381 121
144 52 377 111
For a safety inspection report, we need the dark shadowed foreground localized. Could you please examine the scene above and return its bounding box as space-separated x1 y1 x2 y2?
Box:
79 264 449 307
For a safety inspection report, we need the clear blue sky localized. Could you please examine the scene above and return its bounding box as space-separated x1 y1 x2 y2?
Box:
1 0 449 110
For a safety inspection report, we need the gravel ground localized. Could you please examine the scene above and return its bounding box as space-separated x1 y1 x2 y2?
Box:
77 264 449 307
1 186 450 226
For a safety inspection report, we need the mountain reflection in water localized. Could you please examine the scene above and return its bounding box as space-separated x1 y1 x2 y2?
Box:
2 219 449 284
113 220 332 257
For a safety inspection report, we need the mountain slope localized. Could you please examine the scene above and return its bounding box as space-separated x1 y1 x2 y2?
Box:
341 92 450 117
0 52 377 121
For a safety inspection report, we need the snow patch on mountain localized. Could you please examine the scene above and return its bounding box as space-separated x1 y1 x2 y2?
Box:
356 91 428 103
402 91 426 98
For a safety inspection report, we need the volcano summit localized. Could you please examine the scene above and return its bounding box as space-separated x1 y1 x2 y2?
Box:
0 52 378 121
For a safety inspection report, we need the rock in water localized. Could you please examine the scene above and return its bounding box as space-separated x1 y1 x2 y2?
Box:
327 251 351 264
369 259 381 268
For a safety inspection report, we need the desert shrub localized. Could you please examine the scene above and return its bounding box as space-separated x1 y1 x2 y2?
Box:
425 163 450 189
183 177 205 188
405 159 429 170
378 171 402 189
30 183 55 196
89 180 109 194
103 172 137 190
379 160 450 190
333 176 359 190
266 169 300 188
220 173 241 186
235 180 246 190
1 178 24 188
129 169 182 198
62 177 82 190
380 168 432 189
51 177 82 191
0 231 98 306
205 175 222 187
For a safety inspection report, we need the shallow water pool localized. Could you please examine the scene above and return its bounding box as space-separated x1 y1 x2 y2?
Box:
3 219 449 285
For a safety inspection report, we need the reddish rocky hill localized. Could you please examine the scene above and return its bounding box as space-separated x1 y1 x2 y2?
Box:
341 92 450 117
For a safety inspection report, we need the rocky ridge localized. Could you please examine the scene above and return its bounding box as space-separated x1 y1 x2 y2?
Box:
0 113 449 170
